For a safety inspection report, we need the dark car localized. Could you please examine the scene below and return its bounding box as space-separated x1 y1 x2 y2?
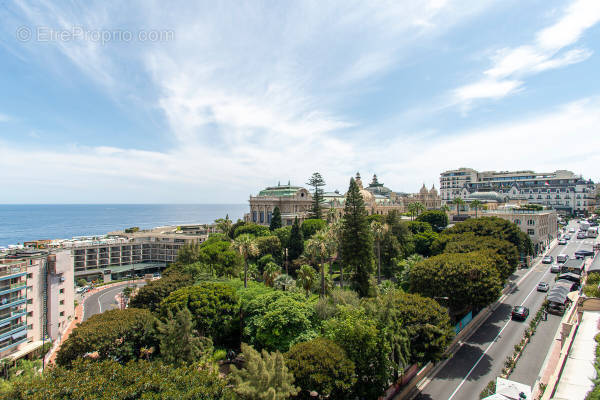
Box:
542 255 554 264
574 249 594 258
511 306 529 321
537 282 550 292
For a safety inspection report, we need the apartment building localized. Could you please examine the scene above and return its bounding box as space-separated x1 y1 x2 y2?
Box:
70 230 208 281
0 249 74 360
440 168 596 214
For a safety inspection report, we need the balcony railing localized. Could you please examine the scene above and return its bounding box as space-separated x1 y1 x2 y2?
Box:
0 283 26 296
0 296 27 310
0 310 26 325
0 322 26 339
0 336 28 353
0 265 27 280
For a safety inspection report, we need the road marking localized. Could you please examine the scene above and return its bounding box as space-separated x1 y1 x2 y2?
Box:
97 287 120 313
446 282 540 400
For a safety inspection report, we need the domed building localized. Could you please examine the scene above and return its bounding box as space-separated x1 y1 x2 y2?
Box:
245 181 312 226
403 184 442 209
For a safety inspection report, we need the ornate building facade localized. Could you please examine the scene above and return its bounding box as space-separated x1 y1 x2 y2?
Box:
246 173 442 226
245 182 312 226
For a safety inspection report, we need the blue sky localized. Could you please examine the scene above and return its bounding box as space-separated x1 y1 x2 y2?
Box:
1 0 600 203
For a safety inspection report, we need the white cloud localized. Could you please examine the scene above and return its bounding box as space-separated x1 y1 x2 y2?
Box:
453 0 600 106
2 97 600 203
0 113 10 122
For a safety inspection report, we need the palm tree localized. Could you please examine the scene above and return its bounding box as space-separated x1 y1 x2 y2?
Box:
305 230 330 297
407 203 417 221
231 234 259 288
297 264 317 297
371 221 387 284
214 215 233 237
452 197 465 218
262 262 281 287
469 199 483 218
414 201 425 217
441 204 450 213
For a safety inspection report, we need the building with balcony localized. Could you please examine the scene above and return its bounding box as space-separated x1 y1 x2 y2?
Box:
0 249 74 361
440 168 596 214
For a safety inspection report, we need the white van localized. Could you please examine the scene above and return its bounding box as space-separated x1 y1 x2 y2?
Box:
557 254 569 264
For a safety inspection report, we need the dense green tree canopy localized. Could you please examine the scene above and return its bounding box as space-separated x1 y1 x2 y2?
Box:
243 290 317 352
256 235 282 259
435 233 518 280
364 291 454 364
413 230 438 257
273 226 292 251
55 308 158 368
416 210 449 232
406 221 433 234
409 252 502 317
8 359 230 400
129 271 192 312
301 219 327 240
323 307 391 400
285 338 356 400
158 307 213 366
198 240 244 277
229 343 299 400
443 216 533 255
159 282 240 346
307 172 326 220
234 223 272 238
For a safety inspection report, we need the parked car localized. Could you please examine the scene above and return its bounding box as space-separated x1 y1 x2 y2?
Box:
564 234 571 240
511 306 530 321
550 264 561 273
558 239 567 245
537 282 550 292
577 232 587 239
542 255 554 264
569 228 576 233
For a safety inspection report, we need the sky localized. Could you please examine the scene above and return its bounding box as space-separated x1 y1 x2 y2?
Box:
1 0 600 204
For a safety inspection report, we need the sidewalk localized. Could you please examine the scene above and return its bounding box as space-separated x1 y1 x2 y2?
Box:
46 279 145 365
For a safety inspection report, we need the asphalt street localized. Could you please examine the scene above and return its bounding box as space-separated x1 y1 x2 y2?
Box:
416 220 595 400
83 281 144 321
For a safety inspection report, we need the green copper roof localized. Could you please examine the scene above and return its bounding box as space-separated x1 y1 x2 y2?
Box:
258 185 304 197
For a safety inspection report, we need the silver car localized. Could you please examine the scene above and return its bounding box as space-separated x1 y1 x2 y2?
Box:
550 264 561 273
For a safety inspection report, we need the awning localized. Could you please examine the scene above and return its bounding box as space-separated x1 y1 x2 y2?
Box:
8 340 43 360
11 329 27 339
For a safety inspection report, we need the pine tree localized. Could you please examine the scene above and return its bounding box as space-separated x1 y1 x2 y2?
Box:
158 307 212 366
289 217 304 261
229 343 299 400
341 178 374 297
306 172 326 219
269 207 282 231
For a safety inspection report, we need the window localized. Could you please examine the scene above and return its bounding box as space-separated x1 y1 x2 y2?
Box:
259 211 264 223
252 211 257 222
28 324 32 329
527 219 535 225
27 311 33 317
59 311 64 317
27 299 33 304
27 273 33 279
59 300 64 305
527 229 535 235
59 289 64 294
514 219 521 225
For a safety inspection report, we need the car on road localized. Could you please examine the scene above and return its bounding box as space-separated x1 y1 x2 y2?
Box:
542 255 554 264
550 264 561 273
574 249 594 258
511 306 530 321
564 234 571 240
577 232 587 239
569 228 576 233
558 239 567 245
537 282 550 292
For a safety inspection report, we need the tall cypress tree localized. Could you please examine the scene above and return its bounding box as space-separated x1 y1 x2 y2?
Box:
306 172 326 219
341 178 374 297
270 206 282 231
289 217 304 261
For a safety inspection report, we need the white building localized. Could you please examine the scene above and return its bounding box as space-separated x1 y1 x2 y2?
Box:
440 168 596 214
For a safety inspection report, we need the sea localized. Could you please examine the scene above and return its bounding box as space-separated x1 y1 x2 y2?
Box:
0 204 247 248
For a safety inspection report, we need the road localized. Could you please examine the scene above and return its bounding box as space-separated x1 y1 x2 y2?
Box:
415 220 594 400
83 281 145 321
